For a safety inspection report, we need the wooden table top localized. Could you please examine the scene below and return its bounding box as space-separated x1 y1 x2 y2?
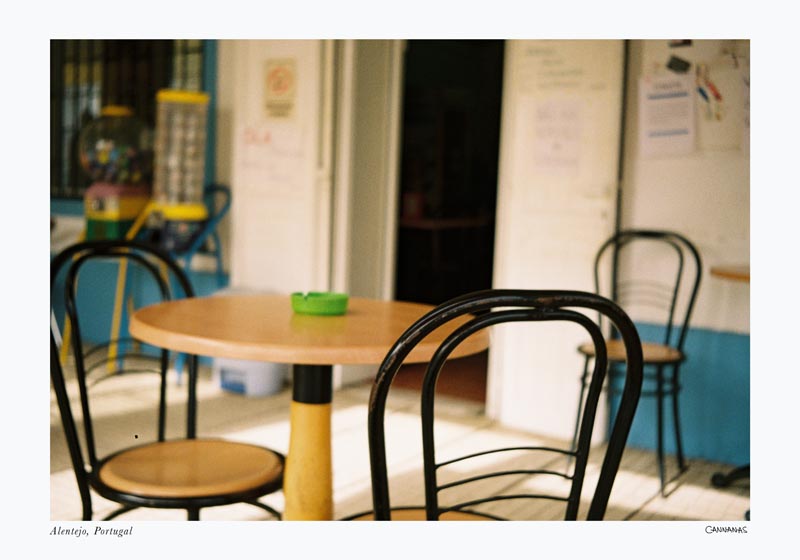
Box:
710 265 750 283
129 294 489 365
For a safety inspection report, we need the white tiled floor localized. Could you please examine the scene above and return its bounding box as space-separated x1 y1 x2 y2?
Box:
50 365 749 522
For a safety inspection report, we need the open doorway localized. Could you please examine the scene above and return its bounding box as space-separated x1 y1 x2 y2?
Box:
391 40 505 403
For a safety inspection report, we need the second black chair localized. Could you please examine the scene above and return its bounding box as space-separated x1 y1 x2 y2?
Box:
570 229 702 495
347 289 643 520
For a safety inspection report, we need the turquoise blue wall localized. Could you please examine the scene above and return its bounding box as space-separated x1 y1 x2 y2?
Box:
609 322 750 466
51 259 227 364
50 199 84 216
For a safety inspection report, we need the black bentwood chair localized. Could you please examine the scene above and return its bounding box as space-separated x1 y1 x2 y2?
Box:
570 229 702 496
50 239 284 520
347 289 643 520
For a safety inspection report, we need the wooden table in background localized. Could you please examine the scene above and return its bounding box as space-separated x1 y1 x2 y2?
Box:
130 294 489 520
710 265 750 283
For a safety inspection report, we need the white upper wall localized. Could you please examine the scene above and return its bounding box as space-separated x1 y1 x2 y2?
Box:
222 40 332 294
489 40 625 439
621 40 750 334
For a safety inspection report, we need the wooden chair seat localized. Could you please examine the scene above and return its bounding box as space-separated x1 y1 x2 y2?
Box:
349 507 493 521
578 338 683 364
98 439 284 498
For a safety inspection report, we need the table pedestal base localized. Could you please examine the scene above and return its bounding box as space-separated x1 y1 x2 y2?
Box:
283 365 333 521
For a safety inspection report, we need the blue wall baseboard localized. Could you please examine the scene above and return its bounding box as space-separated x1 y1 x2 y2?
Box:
610 323 750 466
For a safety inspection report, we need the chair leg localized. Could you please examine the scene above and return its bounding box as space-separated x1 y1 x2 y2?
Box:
103 505 138 520
247 500 283 520
81 490 93 521
655 365 667 495
670 364 687 472
569 356 592 466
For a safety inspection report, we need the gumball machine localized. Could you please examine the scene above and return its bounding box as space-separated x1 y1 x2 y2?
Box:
78 106 153 240
149 89 210 252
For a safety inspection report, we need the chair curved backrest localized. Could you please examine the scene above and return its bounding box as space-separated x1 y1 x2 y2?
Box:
367 289 643 520
50 239 199 517
594 229 702 352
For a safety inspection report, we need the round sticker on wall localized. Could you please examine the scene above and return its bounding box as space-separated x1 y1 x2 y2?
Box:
265 59 296 119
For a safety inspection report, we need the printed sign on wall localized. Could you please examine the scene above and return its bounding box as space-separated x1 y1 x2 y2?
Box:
264 58 297 119
638 74 696 157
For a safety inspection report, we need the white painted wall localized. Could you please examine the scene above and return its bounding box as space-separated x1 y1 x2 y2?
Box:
620 40 750 334
223 39 403 300
221 40 404 388
226 40 332 294
488 40 625 439
486 39 749 440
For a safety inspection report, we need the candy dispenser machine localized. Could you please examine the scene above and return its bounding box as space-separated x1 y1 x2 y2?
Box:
78 106 153 240
67 106 153 369
150 89 210 252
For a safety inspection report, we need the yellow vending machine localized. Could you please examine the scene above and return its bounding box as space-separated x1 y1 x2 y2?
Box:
134 89 210 249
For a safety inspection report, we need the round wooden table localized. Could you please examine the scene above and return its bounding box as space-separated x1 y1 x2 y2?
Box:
129 294 489 520
710 264 750 283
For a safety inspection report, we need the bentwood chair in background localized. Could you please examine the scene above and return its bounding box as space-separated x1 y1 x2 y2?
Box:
347 289 643 520
50 239 284 520
570 229 702 496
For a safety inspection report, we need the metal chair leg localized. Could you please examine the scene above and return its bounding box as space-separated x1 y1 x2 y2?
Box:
655 365 666 495
247 500 283 520
103 505 138 520
570 356 592 455
670 364 687 472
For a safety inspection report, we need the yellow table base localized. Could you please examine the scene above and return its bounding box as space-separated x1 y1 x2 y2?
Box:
283 401 333 520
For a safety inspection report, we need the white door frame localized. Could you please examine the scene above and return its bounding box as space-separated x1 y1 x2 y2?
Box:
330 40 405 300
331 40 405 387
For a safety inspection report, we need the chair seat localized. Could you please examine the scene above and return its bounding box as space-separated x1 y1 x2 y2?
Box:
349 508 493 521
98 439 283 498
578 338 683 364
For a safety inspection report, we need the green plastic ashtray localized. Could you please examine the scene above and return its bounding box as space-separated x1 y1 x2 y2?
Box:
291 292 349 315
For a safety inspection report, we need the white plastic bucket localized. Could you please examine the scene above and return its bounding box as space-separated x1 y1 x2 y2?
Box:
211 285 288 397
212 357 287 397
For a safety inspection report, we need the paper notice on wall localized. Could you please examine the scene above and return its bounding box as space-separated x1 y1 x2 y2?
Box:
532 97 583 174
638 74 696 157
235 123 305 196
